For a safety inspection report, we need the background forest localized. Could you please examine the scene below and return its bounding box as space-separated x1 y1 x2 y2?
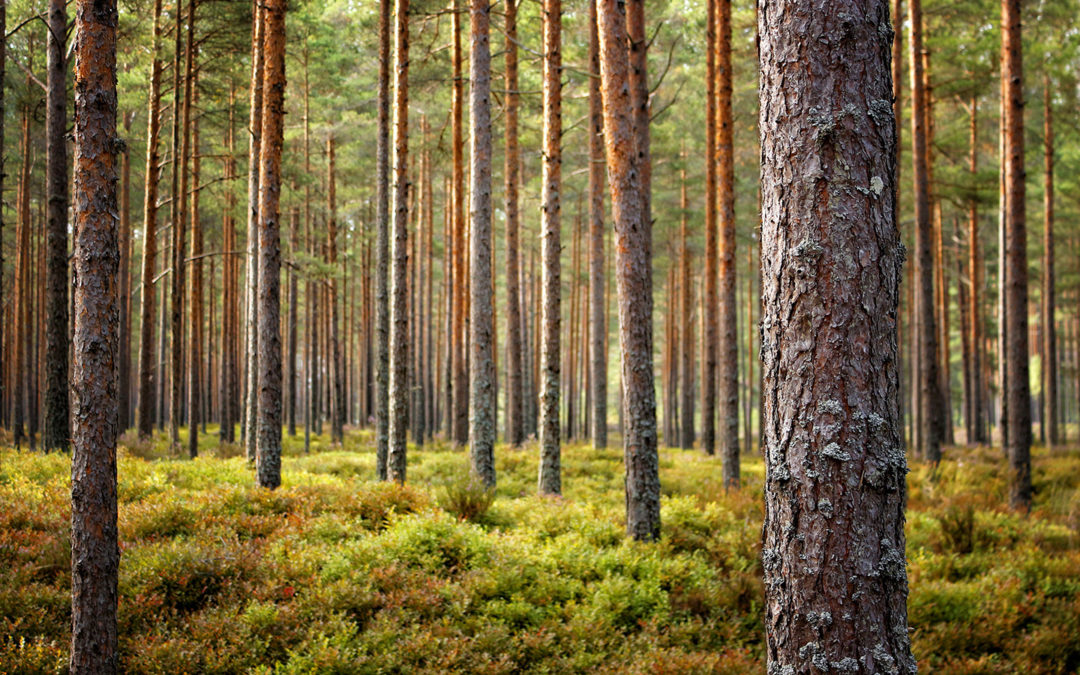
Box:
1 0 1080 670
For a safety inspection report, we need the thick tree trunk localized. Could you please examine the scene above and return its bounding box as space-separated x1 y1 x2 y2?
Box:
244 0 265 462
69 0 120 666
1002 0 1031 508
588 0 607 449
504 0 524 447
327 136 345 444
538 0 562 495
220 88 238 444
255 0 285 489
1041 76 1056 448
43 0 70 452
374 0 391 468
758 0 916 670
716 0 738 486
908 0 944 462
469 0 495 486
597 0 659 541
388 0 410 483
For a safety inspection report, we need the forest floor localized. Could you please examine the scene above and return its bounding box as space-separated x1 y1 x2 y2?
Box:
1 428 1079 674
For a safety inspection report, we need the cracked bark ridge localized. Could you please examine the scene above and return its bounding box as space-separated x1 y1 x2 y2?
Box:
245 0 265 463
504 0 524 448
758 0 917 672
255 0 285 490
70 0 120 667
375 0 391 478
588 0 607 450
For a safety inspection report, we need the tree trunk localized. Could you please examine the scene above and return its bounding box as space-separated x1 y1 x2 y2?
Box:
468 0 495 486
43 0 70 452
244 0 265 462
374 0 391 471
588 0 607 449
0 0 5 431
1041 76 1056 448
908 0 944 463
327 136 344 444
538 0 562 495
451 0 469 446
967 98 986 444
680 160 695 449
118 112 133 434
716 0 738 487
220 86 238 444
13 88 31 448
504 0 524 447
597 0 659 540
388 0 410 483
758 0 917 669
188 76 202 459
286 190 298 437
702 0 718 457
255 0 285 489
1002 0 1031 508
69 0 120 665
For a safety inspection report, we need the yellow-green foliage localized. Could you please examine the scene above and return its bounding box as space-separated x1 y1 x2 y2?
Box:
1 427 1078 673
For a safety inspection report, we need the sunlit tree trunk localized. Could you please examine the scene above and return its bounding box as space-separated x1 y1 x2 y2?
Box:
388 0 410 483
220 87 238 444
967 98 986 444
597 0 659 540
716 0 738 486
588 0 607 449
43 0 69 452
188 77 202 459
702 0 718 457
537 0 563 495
1041 76 1056 449
451 0 468 445
244 0 265 461
759 0 916 669
69 0 120 665
255 0 285 489
327 136 344 444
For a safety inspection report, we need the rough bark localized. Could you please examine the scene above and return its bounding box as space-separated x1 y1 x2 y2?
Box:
118 112 133 434
908 0 944 463
588 0 607 449
244 0 265 462
286 192 298 437
0 0 5 431
69 0 120 666
538 0 562 496
374 0 390 473
597 0 660 541
702 0 718 457
12 80 30 447
504 0 524 448
468 0 495 486
255 0 285 490
758 0 917 671
43 0 70 452
1041 77 1056 448
716 0 739 486
388 0 410 483
1002 0 1030 509
220 87 238 444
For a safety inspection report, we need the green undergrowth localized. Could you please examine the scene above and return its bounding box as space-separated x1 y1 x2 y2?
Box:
0 426 1078 673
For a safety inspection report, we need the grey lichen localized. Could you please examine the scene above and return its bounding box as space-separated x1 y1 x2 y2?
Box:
870 176 885 196
822 442 851 462
818 399 845 417
872 642 900 675
877 538 907 582
868 98 893 128
831 657 860 673
807 610 833 629
793 238 824 259
817 498 834 518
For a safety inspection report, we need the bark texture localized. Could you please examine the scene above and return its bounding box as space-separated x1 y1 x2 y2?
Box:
758 1 917 672
702 0 718 456
70 0 120 667
538 0 562 496
1041 78 1056 448
388 0 410 483
597 0 660 541
245 0 265 462
1002 0 1030 509
328 136 344 445
44 0 70 452
469 0 495 487
255 0 285 490
375 0 391 477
